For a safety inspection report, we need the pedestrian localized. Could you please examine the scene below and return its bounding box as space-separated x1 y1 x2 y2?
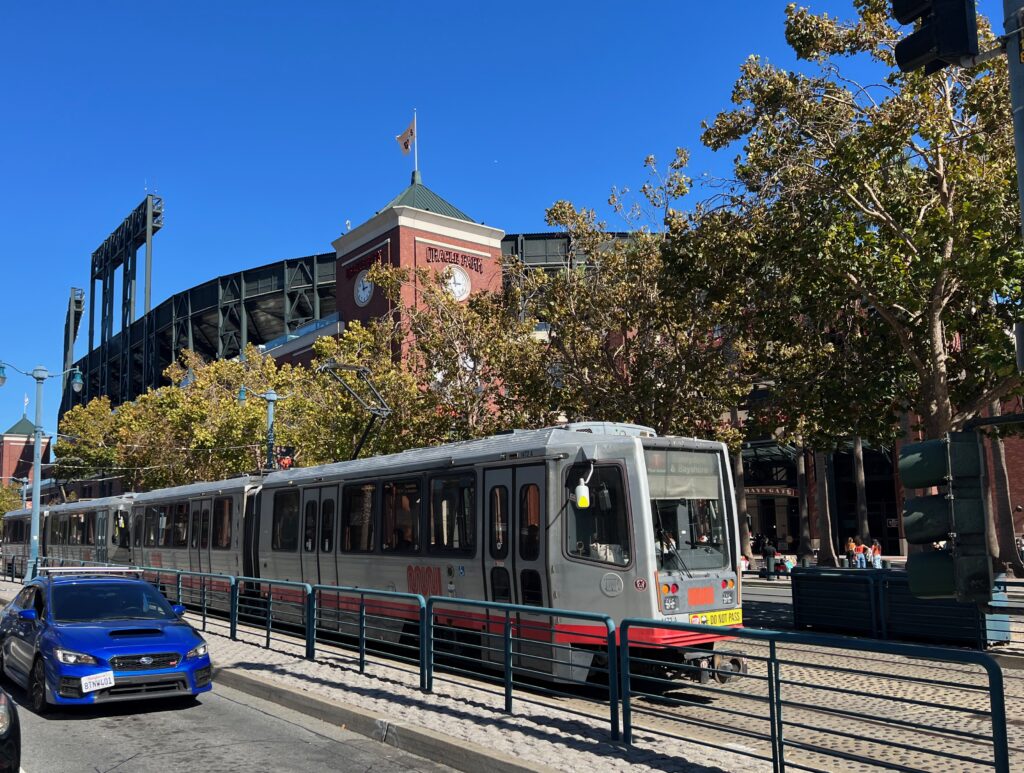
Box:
853 536 867 568
845 537 856 568
871 539 883 569
761 540 778 581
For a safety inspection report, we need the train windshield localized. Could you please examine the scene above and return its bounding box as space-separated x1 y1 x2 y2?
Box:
644 448 730 572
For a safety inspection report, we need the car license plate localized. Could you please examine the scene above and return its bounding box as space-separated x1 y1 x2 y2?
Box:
689 608 743 626
81 670 115 693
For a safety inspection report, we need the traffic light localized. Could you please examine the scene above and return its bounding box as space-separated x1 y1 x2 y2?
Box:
899 431 994 605
891 0 978 74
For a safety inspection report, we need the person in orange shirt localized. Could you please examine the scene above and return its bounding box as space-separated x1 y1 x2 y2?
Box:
871 539 883 569
853 537 867 568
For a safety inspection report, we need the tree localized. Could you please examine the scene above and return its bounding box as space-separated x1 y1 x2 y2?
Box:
702 1 1024 441
0 483 22 518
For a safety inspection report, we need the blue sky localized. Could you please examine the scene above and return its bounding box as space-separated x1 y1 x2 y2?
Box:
0 0 1007 438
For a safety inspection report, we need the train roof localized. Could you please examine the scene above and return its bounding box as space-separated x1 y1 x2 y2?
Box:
263 423 726 488
46 494 134 514
3 508 32 520
129 475 261 503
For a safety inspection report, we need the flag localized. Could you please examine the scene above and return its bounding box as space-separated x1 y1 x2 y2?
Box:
396 118 415 155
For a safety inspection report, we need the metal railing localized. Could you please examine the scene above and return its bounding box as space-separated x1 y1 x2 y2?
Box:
620 619 1010 773
2 560 1016 770
425 596 619 740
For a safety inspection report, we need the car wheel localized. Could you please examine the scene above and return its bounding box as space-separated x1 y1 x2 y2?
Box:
29 658 48 715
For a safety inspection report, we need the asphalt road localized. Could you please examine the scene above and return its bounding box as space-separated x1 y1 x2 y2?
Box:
11 680 452 773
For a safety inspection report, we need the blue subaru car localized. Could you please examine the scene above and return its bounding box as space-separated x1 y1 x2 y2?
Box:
0 569 212 713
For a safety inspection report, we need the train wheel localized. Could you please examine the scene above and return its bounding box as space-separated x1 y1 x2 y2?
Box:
712 653 747 684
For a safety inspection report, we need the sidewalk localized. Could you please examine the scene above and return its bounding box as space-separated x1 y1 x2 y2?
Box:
0 579 763 773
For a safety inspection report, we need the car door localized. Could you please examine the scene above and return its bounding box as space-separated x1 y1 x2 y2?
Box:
6 586 42 682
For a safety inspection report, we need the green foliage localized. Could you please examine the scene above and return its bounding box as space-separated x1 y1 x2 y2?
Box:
0 483 22 517
702 2 1024 439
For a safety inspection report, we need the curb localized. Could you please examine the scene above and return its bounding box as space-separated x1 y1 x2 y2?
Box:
213 667 555 773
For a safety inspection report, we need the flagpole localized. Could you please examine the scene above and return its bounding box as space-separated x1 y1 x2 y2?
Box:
413 109 418 174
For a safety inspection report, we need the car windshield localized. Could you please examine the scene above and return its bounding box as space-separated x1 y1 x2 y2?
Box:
51 582 177 623
644 447 731 572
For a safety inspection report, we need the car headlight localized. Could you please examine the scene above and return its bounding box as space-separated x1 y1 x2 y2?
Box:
0 691 10 736
186 642 208 660
54 647 98 665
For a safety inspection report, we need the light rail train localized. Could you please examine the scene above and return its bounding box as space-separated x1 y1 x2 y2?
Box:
3 422 744 681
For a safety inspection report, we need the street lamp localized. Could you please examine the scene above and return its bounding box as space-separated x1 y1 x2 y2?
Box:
238 386 284 471
0 361 83 579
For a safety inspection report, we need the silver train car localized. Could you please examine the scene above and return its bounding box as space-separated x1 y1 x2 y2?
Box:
3 423 744 680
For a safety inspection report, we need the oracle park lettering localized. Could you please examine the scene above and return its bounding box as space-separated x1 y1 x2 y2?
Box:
424 245 484 273
407 565 443 597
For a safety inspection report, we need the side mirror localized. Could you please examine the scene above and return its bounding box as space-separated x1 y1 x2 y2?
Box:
18 609 36 621
172 605 186 617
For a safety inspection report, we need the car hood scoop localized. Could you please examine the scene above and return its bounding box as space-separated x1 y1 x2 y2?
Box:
108 628 164 638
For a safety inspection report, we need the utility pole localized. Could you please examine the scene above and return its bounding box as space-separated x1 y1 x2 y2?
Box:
1005 1 1024 368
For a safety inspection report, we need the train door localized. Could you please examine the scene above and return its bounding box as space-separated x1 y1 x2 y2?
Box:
318 487 338 588
95 511 108 565
482 465 552 673
130 510 143 566
111 510 131 565
299 488 319 584
190 498 212 574
242 491 261 582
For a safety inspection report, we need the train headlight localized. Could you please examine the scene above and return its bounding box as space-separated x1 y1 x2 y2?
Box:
574 479 590 509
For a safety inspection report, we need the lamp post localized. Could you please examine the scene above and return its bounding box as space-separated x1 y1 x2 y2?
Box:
0 361 83 579
238 386 282 471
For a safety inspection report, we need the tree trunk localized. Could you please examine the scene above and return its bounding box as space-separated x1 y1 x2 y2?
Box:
730 408 753 560
988 401 1024 577
796 443 813 560
853 435 870 544
815 450 839 567
733 447 753 560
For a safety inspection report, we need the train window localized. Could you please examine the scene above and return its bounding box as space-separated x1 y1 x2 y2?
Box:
157 506 173 547
144 508 160 548
645 449 730 572
173 503 190 547
112 513 129 548
272 490 300 552
341 483 375 553
490 567 512 603
382 480 420 553
58 515 70 546
489 486 509 560
564 464 631 567
132 513 142 548
213 497 232 550
428 473 475 555
320 498 335 554
303 499 317 552
519 484 541 562
200 506 210 550
520 569 544 606
69 513 84 545
84 513 96 546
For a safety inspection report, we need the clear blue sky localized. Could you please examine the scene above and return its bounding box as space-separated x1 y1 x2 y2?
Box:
0 0 1007 438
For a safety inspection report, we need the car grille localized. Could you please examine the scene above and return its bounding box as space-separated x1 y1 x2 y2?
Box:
111 653 180 671
106 678 186 697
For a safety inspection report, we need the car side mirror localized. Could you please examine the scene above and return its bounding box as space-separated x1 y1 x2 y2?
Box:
172 605 186 617
18 609 36 621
